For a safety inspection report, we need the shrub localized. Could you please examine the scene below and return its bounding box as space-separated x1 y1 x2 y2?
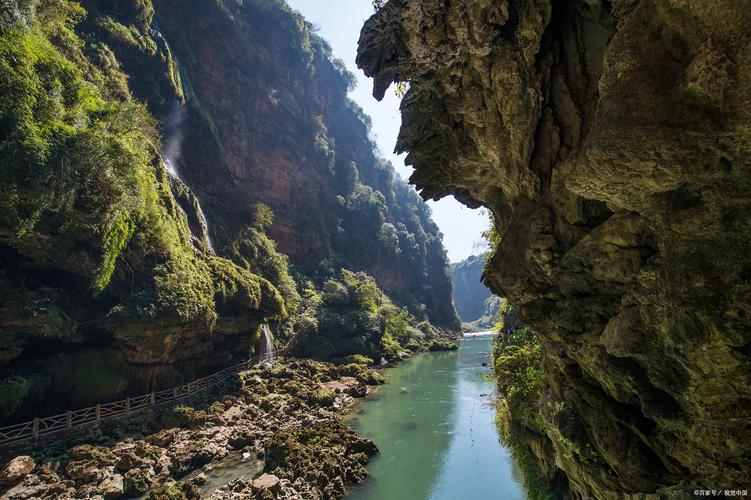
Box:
292 269 440 361
493 326 545 434
309 388 336 407
493 325 562 499
230 204 299 316
0 376 33 420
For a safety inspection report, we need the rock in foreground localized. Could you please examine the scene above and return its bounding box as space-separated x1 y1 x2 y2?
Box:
0 456 34 487
0 359 381 499
358 0 751 497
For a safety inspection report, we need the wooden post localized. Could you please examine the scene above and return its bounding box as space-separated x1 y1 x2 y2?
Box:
95 404 101 425
125 398 131 417
65 411 72 430
32 418 39 441
172 388 178 400
150 392 155 407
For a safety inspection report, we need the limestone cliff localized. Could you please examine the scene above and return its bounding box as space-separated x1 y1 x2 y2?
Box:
151 0 460 331
0 0 458 424
358 0 751 496
0 0 286 422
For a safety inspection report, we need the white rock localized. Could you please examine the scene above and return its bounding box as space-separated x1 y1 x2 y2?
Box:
252 473 280 491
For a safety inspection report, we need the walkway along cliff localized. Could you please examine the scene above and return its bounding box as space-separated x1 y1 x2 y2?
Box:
358 1 751 497
0 329 299 447
0 0 459 425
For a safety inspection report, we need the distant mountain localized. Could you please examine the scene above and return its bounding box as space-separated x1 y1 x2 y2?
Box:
451 254 500 330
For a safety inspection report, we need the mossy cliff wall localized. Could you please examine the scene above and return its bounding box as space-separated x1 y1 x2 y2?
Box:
0 0 458 423
358 0 750 496
152 0 459 330
0 0 285 422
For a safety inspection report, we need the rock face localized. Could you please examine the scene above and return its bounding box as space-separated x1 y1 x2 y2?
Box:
358 0 751 496
451 254 492 322
0 0 284 421
0 0 458 422
152 0 460 331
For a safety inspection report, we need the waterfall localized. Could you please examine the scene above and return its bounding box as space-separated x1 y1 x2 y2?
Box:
162 156 216 254
161 102 216 255
163 157 180 179
195 202 216 254
260 324 274 363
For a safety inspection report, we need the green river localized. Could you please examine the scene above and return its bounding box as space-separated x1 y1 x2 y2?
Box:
346 333 527 500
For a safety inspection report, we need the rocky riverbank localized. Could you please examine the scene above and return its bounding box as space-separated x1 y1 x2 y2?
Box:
0 359 383 499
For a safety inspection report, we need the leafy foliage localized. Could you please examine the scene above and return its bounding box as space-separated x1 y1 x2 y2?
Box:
230 204 300 316
493 325 562 499
482 209 502 253
493 326 545 433
394 81 408 98
294 269 432 361
0 0 283 330
1 4 161 291
329 165 458 328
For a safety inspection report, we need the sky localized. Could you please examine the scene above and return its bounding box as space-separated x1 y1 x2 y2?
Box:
285 0 490 263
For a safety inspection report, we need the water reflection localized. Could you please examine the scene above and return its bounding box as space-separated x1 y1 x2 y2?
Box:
347 350 460 500
348 335 526 500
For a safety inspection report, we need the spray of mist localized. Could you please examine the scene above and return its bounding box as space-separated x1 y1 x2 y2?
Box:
161 102 216 254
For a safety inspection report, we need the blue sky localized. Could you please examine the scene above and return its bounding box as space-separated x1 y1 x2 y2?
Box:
285 0 489 263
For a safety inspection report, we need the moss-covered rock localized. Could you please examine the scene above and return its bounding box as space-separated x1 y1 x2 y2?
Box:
359 0 751 496
0 1 283 421
265 420 378 498
428 339 458 352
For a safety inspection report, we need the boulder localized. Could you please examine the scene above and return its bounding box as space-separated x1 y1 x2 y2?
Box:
124 468 151 496
68 444 117 465
147 428 179 447
346 384 368 398
98 473 124 498
346 438 378 457
115 451 152 472
0 456 35 486
65 459 104 483
252 473 280 492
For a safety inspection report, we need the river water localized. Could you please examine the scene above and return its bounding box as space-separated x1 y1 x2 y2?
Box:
347 333 527 500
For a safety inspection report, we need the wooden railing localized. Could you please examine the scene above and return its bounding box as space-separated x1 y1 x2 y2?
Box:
0 349 284 447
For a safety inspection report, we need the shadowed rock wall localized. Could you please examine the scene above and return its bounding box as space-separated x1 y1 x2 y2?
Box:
358 0 751 496
153 0 460 330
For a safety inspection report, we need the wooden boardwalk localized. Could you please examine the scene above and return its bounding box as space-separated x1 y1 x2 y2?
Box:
0 349 284 447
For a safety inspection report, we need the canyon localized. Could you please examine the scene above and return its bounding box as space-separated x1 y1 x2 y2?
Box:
451 253 502 330
1 0 749 498
0 0 458 424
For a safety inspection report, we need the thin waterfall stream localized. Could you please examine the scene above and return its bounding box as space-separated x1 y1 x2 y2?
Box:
260 324 274 363
161 103 216 255
162 156 216 255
